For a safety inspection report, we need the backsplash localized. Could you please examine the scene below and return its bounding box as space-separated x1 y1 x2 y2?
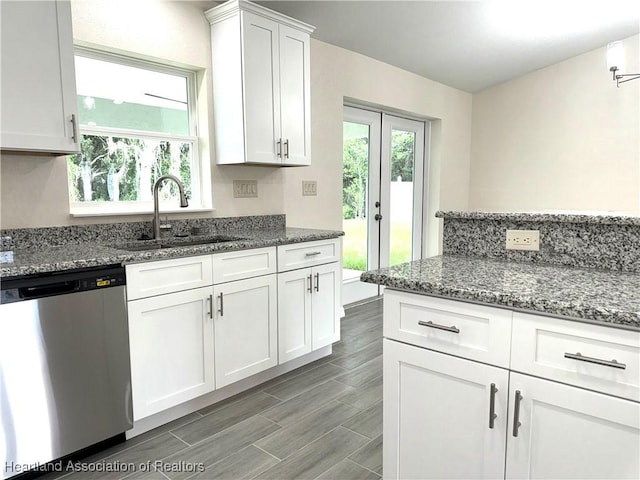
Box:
0 215 286 250
437 211 640 272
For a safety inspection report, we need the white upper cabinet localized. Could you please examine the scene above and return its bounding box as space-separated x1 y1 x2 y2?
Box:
0 0 80 155
206 0 313 166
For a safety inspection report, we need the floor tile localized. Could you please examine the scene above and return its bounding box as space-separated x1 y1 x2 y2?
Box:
184 446 278 480
330 339 382 370
263 362 346 400
316 459 381 480
256 400 361 460
334 356 382 388
349 434 383 475
337 375 383 410
172 391 281 445
342 402 383 439
253 427 370 480
161 416 280 480
261 379 356 426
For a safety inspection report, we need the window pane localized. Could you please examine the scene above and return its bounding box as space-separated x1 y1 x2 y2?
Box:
342 121 370 272
68 134 193 203
75 56 189 135
389 129 415 266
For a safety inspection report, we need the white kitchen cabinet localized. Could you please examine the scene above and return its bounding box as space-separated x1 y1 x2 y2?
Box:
277 261 341 363
206 0 313 166
384 338 509 480
0 0 79 154
128 286 214 420
383 289 640 479
505 372 639 480
213 274 278 388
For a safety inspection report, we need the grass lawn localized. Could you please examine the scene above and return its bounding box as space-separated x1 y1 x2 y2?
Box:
343 218 412 271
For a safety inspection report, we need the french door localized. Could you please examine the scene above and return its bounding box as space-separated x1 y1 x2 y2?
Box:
342 106 427 304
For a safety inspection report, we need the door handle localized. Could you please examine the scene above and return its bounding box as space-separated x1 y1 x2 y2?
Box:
307 274 312 293
512 390 523 437
218 292 224 317
276 139 282 158
314 272 320 292
489 383 498 429
284 139 289 159
374 214 382 221
207 294 213 319
71 114 79 143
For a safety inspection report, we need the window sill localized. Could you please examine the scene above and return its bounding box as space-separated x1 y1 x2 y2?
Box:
70 204 215 217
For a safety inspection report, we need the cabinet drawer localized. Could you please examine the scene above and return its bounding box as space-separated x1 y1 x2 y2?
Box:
277 238 341 272
383 289 513 368
511 313 640 401
126 255 213 300
212 247 276 284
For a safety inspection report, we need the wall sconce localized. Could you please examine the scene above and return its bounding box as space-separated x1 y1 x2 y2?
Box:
607 41 640 87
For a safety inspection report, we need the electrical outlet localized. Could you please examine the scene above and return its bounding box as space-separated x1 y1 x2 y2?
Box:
233 180 258 198
506 229 540 251
302 180 317 196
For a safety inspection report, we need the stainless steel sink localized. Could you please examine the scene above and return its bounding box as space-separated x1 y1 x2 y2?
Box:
117 235 245 251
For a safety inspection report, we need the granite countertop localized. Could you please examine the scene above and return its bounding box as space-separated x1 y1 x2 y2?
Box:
361 255 640 329
0 227 343 278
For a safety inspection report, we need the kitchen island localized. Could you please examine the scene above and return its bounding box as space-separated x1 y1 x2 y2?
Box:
362 210 640 480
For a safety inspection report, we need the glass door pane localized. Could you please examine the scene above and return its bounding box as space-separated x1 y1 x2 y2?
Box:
342 121 370 273
389 128 416 266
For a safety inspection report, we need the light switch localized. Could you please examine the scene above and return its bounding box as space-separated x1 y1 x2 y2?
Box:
302 180 317 196
233 180 258 198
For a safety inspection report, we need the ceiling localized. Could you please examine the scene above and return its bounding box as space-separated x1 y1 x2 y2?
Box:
250 0 640 92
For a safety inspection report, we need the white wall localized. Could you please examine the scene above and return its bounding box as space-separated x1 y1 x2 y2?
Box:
469 34 640 214
285 40 472 254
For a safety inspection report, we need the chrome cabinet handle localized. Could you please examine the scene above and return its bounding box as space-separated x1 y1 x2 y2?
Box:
314 272 320 292
489 383 498 429
307 274 312 293
276 139 282 158
284 139 289 159
564 352 626 370
417 320 460 334
218 292 224 317
71 114 79 142
207 294 213 319
305 251 322 257
512 390 523 437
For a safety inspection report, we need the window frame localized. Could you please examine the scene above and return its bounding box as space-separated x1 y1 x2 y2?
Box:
69 46 211 216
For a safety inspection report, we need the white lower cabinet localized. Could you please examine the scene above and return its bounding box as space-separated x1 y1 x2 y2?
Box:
384 338 508 480
505 372 640 480
213 275 278 388
383 290 640 480
278 261 341 363
128 286 214 420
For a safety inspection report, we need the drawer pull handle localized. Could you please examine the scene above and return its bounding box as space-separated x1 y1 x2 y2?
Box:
418 320 460 334
512 390 523 437
207 294 213 319
489 383 498 429
276 139 282 158
307 274 313 293
314 272 320 292
305 251 322 257
218 292 224 317
564 352 626 370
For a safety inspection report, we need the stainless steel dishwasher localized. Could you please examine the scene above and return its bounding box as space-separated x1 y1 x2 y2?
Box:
1 265 132 479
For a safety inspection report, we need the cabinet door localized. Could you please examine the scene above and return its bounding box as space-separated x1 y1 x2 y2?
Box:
384 339 508 480
0 0 79 154
506 372 640 480
214 275 278 388
128 287 214 420
241 11 281 164
278 268 313 363
311 262 341 350
279 24 311 166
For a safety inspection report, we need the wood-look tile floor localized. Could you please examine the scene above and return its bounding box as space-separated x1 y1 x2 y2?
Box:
49 298 383 480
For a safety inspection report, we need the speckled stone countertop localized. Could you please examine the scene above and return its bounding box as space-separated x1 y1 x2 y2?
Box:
0 227 343 279
361 255 640 329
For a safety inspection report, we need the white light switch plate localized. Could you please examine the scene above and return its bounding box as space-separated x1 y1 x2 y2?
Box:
233 180 258 198
506 229 540 251
302 180 317 196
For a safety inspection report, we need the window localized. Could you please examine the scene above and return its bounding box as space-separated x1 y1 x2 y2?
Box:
68 48 209 215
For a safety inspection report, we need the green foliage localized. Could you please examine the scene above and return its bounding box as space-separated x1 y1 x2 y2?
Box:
342 137 368 220
390 131 415 181
68 134 192 203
